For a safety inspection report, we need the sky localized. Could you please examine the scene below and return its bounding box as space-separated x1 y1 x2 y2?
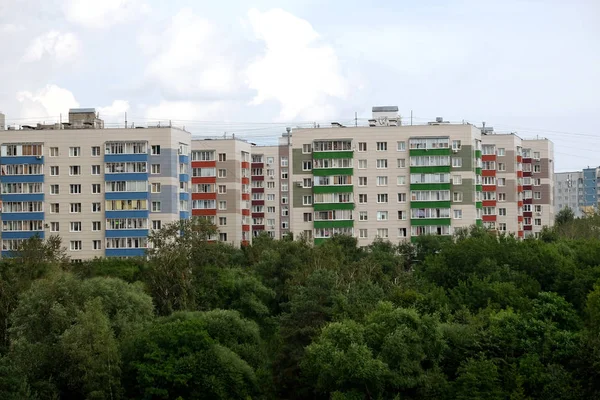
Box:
0 0 598 171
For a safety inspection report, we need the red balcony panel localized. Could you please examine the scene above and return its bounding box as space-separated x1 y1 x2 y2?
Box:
251 187 265 193
241 161 250 169
251 162 264 169
523 171 532 177
482 155 496 162
241 240 250 247
242 224 250 232
518 201 523 207
523 212 533 218
192 177 217 184
482 215 497 222
482 200 497 207
482 170 496 177
523 198 533 204
517 156 522 162
192 209 217 216
253 225 265 231
523 185 533 191
252 200 265 206
517 171 523 178
483 185 497 192
242 209 250 216
252 175 264 181
242 193 250 201
524 225 533 231
241 177 250 185
192 161 217 168
522 158 532 163
192 193 217 200
518 231 524 238
518 215 524 222
252 213 265 218
517 185 523 192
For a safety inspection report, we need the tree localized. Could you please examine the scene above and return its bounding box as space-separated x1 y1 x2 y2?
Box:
555 207 575 226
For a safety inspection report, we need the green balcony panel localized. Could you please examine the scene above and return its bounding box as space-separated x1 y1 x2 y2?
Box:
312 168 354 176
313 220 354 229
313 185 353 194
409 183 451 191
476 220 483 226
313 203 355 211
476 185 482 192
409 166 451 173
476 202 483 209
475 150 482 158
410 201 452 209
409 149 451 156
476 168 482 175
313 151 353 159
410 218 452 226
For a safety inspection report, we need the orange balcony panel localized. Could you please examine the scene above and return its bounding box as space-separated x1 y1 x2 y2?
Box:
192 209 217 216
516 156 522 162
517 186 523 192
482 215 497 222
192 161 217 168
482 200 497 207
482 185 497 192
242 209 250 216
242 193 250 201
241 240 250 247
518 231 524 238
242 224 250 232
518 201 523 207
518 215 524 222
241 161 250 169
517 171 523 178
482 155 496 162
241 177 250 185
192 193 217 200
192 177 217 184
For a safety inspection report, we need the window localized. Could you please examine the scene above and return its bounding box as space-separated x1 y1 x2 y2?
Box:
397 176 406 185
397 193 407 203
151 183 161 193
219 201 227 210
498 223 506 232
218 153 227 162
499 208 507 216
50 203 60 213
92 202 101 212
376 142 387 151
453 192 463 202
70 222 82 232
452 140 462 150
149 164 160 174
50 147 59 157
70 241 82 251
358 142 367 152
398 228 407 237
70 203 81 213
266 194 275 201
93 240 102 250
281 183 288 192
358 160 367 169
376 159 388 169
303 195 312 205
267 182 275 189
534 191 542 199
377 194 388 203
91 165 101 175
50 222 60 232
69 166 81 176
89 184 101 194
397 158 406 168
281 195 288 204
218 217 227 226
152 201 161 212
359 177 367 186
534 205 543 213
267 206 276 213
69 147 80 157
302 144 311 153
92 221 101 231
498 148 505 156
281 206 289 216
151 145 161 155
70 184 81 194
377 176 388 186
453 175 462 185
302 161 312 171
91 146 100 156
217 185 227 194
497 178 506 186
498 193 506 201
397 141 406 151
359 194 368 204
535 218 542 226
218 169 227 178
280 157 288 167
376 228 389 239
377 211 388 221
359 211 368 221
281 169 288 179
498 162 506 171
453 209 462 219
533 151 541 160
50 166 59 176
483 207 496 216
359 229 368 238
534 165 541 173
452 157 462 167
534 178 541 186
303 212 312 222
303 178 312 188
398 210 407 220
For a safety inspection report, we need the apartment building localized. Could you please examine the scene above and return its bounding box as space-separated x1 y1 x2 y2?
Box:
0 108 191 260
289 107 485 245
190 138 252 246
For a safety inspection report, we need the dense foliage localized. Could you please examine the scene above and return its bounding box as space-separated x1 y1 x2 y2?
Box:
0 214 600 399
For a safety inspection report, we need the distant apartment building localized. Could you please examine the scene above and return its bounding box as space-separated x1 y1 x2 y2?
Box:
554 171 584 217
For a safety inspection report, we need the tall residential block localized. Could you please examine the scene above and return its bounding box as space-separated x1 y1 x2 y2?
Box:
190 138 252 246
554 171 584 217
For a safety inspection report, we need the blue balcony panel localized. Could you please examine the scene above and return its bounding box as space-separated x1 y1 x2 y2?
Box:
1 156 44 165
1 175 44 183
104 154 148 163
179 173 190 182
1 193 44 202
1 231 44 239
179 155 190 164
104 173 148 182
105 192 149 200
179 192 190 201
105 229 149 238
180 211 190 220
105 210 149 219
1 212 44 221
105 248 147 257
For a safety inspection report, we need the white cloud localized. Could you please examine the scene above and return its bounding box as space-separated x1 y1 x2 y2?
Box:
141 9 239 98
16 84 80 120
0 24 23 34
144 100 227 123
245 8 349 121
97 100 130 125
63 0 150 29
22 30 81 63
